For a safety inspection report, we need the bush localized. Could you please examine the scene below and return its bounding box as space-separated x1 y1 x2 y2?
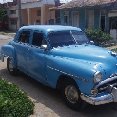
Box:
85 29 112 46
0 78 34 117
111 48 117 52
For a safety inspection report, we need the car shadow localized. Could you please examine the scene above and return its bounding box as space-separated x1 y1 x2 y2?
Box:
0 68 117 117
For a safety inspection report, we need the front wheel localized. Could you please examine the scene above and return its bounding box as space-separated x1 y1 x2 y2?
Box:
7 57 17 75
62 80 85 110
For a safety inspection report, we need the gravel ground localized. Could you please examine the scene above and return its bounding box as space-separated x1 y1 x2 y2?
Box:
1 34 117 117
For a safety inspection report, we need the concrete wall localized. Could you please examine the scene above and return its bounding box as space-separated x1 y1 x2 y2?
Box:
22 9 28 25
71 11 79 27
94 10 100 29
87 10 94 28
8 2 55 30
60 8 101 30
8 6 18 31
21 5 55 25
41 4 55 24
21 0 55 9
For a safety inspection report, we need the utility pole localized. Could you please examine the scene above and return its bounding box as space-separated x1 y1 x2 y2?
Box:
17 0 22 27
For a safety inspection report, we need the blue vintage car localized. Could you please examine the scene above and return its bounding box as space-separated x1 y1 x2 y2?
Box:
0 25 117 110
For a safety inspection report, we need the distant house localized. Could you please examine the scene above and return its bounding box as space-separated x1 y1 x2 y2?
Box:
58 0 117 34
7 0 56 31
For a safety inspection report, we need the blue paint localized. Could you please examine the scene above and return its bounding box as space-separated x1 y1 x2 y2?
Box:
1 25 117 105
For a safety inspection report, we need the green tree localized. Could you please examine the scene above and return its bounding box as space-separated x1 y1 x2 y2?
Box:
0 8 7 21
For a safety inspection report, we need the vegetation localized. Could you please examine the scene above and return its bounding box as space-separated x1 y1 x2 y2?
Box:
0 78 34 117
0 8 8 30
0 8 7 21
111 48 117 52
85 28 112 46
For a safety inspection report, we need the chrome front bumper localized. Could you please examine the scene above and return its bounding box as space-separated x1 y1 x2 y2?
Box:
81 84 117 105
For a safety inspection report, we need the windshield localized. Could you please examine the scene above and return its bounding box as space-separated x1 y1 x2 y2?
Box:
48 30 89 47
71 31 89 44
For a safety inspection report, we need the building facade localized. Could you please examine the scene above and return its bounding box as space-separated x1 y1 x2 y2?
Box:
8 0 55 31
59 0 117 39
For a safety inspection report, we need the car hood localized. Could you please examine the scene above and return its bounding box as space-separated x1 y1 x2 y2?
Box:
50 44 117 79
50 44 117 63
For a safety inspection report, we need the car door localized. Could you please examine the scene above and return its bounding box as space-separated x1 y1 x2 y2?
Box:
27 31 48 83
14 30 31 73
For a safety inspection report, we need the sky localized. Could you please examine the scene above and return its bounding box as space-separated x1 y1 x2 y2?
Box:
0 0 13 4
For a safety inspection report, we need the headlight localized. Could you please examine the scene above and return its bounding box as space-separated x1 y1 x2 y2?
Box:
93 71 102 83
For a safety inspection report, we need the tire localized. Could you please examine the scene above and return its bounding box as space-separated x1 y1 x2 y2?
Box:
61 79 85 110
112 103 117 110
7 57 17 75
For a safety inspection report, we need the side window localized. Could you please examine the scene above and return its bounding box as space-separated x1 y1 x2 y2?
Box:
19 31 30 43
32 32 47 47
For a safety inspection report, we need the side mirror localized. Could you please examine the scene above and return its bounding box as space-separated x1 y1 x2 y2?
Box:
41 45 48 50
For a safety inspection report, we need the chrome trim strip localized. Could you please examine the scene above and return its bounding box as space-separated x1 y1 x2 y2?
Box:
94 76 117 89
47 65 88 82
81 84 117 105
111 87 117 102
80 93 113 105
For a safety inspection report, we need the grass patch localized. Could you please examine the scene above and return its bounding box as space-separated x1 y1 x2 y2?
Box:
0 78 34 117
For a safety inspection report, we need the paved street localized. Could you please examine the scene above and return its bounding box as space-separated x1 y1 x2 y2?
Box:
0 34 117 117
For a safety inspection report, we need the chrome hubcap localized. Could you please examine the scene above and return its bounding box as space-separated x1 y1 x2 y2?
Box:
65 85 79 104
9 59 14 71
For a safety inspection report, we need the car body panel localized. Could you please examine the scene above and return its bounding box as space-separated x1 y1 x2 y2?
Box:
1 44 17 67
1 25 117 105
27 46 47 83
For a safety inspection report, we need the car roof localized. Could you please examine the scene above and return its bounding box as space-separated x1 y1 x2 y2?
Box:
19 25 82 33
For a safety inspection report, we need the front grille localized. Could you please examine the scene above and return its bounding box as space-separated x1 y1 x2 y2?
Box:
96 75 117 93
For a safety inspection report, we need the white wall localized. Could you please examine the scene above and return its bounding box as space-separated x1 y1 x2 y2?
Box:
21 0 55 9
60 0 72 3
108 10 117 17
87 10 94 28
8 6 18 18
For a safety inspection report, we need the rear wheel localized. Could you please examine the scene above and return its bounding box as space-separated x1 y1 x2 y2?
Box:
62 80 84 110
7 57 17 75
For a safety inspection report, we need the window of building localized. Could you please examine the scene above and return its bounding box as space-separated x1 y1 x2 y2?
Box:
101 15 106 31
10 10 16 14
49 19 54 25
64 11 69 25
37 10 41 16
110 17 117 29
109 10 117 29
35 20 40 25
64 16 68 25
10 19 17 25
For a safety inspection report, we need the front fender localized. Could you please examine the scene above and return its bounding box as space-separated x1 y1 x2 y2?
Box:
46 56 101 95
